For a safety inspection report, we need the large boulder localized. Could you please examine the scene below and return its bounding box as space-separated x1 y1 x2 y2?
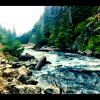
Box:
17 74 38 85
34 56 47 70
19 53 35 61
18 66 28 75
17 75 30 84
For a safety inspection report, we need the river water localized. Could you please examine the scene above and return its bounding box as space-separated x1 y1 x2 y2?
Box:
22 48 100 94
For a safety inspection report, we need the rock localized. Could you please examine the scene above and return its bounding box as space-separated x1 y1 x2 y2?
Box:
44 88 60 94
19 53 35 61
0 76 9 92
27 79 38 85
85 50 92 56
0 70 3 76
15 85 43 94
28 64 36 70
11 78 22 86
3 68 19 78
44 88 54 94
56 65 62 67
18 66 28 75
5 64 12 68
12 62 21 68
7 84 19 94
1 59 6 64
17 75 30 84
93 51 100 58
44 84 60 94
1 90 9 94
34 56 47 70
27 70 32 76
46 61 52 64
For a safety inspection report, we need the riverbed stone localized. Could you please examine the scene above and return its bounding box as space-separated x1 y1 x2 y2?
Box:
14 85 43 94
19 53 35 61
3 68 19 78
18 66 28 75
0 59 6 64
27 79 38 85
34 56 47 70
27 70 32 76
12 62 21 68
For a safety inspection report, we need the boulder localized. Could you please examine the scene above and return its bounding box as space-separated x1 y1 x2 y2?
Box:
27 70 32 76
12 62 21 68
1 59 6 64
5 64 12 68
27 79 38 85
7 84 19 94
3 68 19 78
28 64 36 70
93 51 100 58
19 53 35 61
44 88 54 94
17 75 30 84
34 56 47 70
44 84 60 94
85 50 92 56
11 78 22 86
45 61 52 64
18 66 28 75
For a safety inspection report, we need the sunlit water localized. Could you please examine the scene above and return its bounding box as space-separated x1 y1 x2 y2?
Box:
22 49 100 94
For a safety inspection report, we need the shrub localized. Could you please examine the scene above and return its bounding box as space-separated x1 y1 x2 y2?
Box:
3 40 24 57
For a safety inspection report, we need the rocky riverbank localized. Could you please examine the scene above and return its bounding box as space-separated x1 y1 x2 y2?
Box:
37 46 100 59
0 52 61 94
0 47 100 94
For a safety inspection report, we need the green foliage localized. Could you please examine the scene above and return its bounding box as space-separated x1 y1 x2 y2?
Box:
86 35 100 52
55 32 67 49
3 40 24 57
74 21 86 35
72 6 98 25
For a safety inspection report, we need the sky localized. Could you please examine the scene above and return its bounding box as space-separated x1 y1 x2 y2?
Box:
0 6 45 36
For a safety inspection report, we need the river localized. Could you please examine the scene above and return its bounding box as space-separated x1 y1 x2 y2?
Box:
22 48 100 94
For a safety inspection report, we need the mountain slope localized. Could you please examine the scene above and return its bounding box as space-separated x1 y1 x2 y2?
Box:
22 6 100 54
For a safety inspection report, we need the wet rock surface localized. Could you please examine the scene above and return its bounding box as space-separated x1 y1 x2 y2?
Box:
19 53 35 61
34 56 47 70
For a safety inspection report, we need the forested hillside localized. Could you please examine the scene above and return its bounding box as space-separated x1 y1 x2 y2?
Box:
20 6 99 54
